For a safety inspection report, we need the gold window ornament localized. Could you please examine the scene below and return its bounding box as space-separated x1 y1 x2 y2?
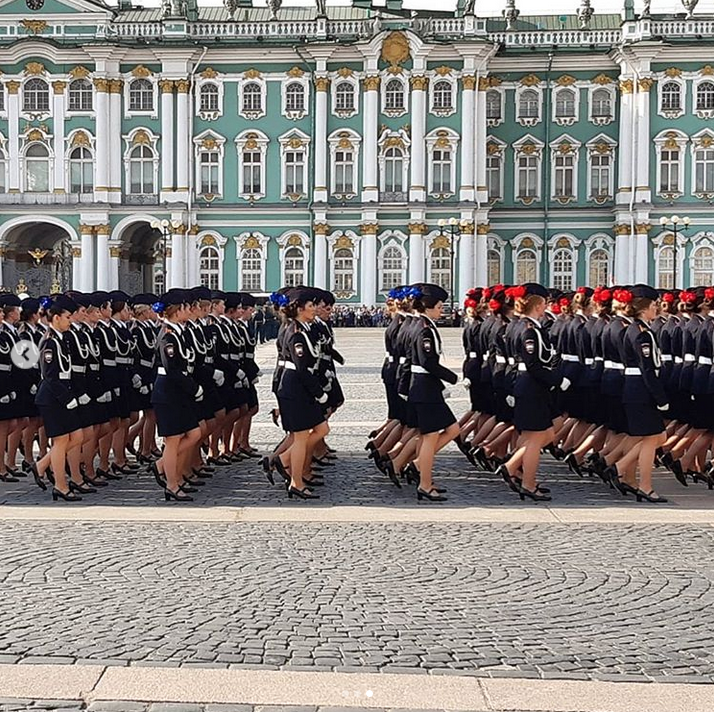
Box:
131 65 152 78
381 31 410 71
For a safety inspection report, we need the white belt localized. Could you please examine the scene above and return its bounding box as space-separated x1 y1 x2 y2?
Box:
562 354 579 362
205 357 213 364
675 357 683 364
661 355 673 362
277 360 286 367
140 359 154 368
482 354 489 362
518 363 527 372
157 367 166 375
411 365 429 374
699 356 713 365
229 354 241 361
495 356 506 364
0 364 10 372
320 355 331 361
594 356 604 362
399 357 406 364
684 354 696 362
585 358 594 366
625 367 641 376
507 357 515 366
72 365 86 373
386 355 394 362
89 364 99 371
117 357 131 365
604 360 624 370
468 351 477 358
283 361 296 371
59 372 70 380
246 354 255 360
103 359 116 366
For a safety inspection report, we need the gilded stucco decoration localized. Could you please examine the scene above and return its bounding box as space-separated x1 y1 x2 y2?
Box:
313 223 330 235
434 66 453 77
701 65 714 76
244 235 260 249
592 74 613 85
69 66 91 79
25 62 45 76
410 76 428 90
521 237 535 248
201 235 217 247
476 224 491 235
287 234 303 247
20 20 47 34
287 66 305 78
71 131 90 148
336 68 354 78
520 74 540 86
335 235 354 250
407 222 427 235
431 235 450 249
131 129 151 146
360 223 379 235
200 137 218 150
381 31 410 70
619 78 633 94
244 69 261 79
556 75 576 86
664 67 682 78
201 68 219 79
131 65 152 78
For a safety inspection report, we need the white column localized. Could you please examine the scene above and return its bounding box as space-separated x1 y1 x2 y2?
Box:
313 230 327 289
108 80 123 203
614 231 631 284
634 77 653 204
7 82 20 191
475 78 489 205
410 76 427 202
175 80 190 202
458 230 475 297
616 77 634 206
186 234 198 286
94 79 110 202
52 82 66 194
109 244 120 290
96 227 111 290
635 231 649 283
0 243 5 288
169 232 183 287
160 80 175 198
460 76 476 202
314 78 329 203
361 76 379 203
360 231 377 305
408 225 425 283
71 244 83 290
475 228 488 286
80 227 95 291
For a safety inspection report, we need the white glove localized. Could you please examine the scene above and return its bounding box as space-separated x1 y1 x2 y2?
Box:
560 377 571 392
657 403 670 412
0 396 9 404
237 369 246 380
325 370 334 380
506 395 516 408
113 387 120 396
213 369 225 387
324 382 332 392
317 393 328 404
132 374 142 389
139 386 149 395
66 398 78 410
195 385 204 402
30 384 37 395
101 391 113 403
10 391 16 401
462 378 471 390
78 394 91 406
398 393 408 401
443 388 452 400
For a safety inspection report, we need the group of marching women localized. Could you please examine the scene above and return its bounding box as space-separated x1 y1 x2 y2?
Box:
0 288 263 503
370 280 714 503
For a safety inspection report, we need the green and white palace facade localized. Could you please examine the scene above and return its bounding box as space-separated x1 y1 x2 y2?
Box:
1 0 714 300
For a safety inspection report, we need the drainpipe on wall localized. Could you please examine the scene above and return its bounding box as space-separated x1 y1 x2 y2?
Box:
542 50 554 285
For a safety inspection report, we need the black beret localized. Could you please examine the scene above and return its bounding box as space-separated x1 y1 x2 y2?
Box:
630 284 659 301
90 291 111 308
523 283 549 298
108 290 130 303
0 294 22 308
190 286 212 302
21 298 40 314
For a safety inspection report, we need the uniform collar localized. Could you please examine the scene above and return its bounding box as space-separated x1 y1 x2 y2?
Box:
165 319 184 333
526 316 542 328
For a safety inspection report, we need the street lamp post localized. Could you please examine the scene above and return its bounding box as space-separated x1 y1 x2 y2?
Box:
150 218 182 290
438 217 471 320
659 215 691 289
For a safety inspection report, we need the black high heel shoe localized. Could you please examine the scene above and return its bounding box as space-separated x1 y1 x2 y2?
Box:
180 484 199 494
273 458 291 483
136 454 154 466
83 474 108 488
150 462 167 489
69 481 96 495
0 471 19 483
287 486 320 500
302 476 324 487
52 488 82 502
383 457 401 488
271 409 280 427
417 487 448 502
313 456 335 467
262 456 275 486
496 464 519 493
636 489 668 503
97 467 121 481
7 466 27 478
564 453 584 477
30 462 46 491
368 429 379 439
518 485 552 502
111 462 137 476
164 488 193 502
192 468 213 479
183 476 205 487
404 463 420 486
365 441 376 452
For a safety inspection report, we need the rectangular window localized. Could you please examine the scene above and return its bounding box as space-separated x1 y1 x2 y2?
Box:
554 154 575 197
486 155 501 199
200 152 220 195
590 153 610 197
660 149 680 193
695 148 714 193
285 150 305 195
334 150 354 194
70 162 93 194
242 150 262 195
517 155 538 198
432 149 451 194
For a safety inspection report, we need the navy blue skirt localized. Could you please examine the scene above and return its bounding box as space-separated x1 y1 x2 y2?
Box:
625 401 665 437
38 403 82 439
278 396 324 433
413 400 456 435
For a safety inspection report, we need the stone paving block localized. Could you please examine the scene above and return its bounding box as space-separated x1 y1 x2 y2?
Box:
88 703 148 712
204 706 254 712
148 705 203 712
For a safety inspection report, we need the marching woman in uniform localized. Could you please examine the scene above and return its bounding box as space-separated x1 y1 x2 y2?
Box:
18 298 44 475
151 291 204 501
406 284 459 502
497 284 570 502
34 294 85 501
274 287 329 500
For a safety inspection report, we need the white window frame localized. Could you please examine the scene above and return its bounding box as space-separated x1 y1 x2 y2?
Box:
198 245 222 291
378 129 410 200
658 77 685 119
429 75 457 118
65 133 95 195
694 77 714 119
124 77 157 118
23 141 53 193
690 130 714 199
279 130 311 200
654 130 688 199
588 85 615 125
485 87 505 127
513 134 544 204
234 232 270 293
428 244 453 295
550 136 581 203
689 234 714 287
282 76 309 120
585 234 614 287
0 85 6 118
552 85 579 127
235 129 269 201
328 129 361 200
67 78 94 114
193 131 226 199
515 83 542 127
382 74 408 118
377 230 408 295
512 233 543 283
425 128 459 198
122 128 159 197
22 77 51 116
486 138 506 204
196 79 224 121
327 231 361 299
547 234 581 291
652 231 687 289
277 231 311 287
331 74 359 118
193 232 228 289
586 135 617 203
239 76 266 120
487 235 505 285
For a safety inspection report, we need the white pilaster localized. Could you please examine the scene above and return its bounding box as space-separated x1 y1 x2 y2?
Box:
109 243 120 290
408 230 426 284
314 77 329 203
634 77 652 204
80 229 95 291
169 232 183 287
108 80 123 204
314 233 327 289
635 232 649 283
71 243 83 290
160 80 175 199
52 82 66 194
361 76 380 203
94 79 110 202
410 76 427 203
186 234 198 286
616 75 634 207
7 84 20 191
360 231 377 304
475 230 488 286
613 234 632 284
458 233 475 298
460 76 476 202
175 80 190 203
96 228 111 290
475 78 489 205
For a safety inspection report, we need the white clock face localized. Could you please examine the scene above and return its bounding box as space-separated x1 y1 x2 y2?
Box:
27 0 45 9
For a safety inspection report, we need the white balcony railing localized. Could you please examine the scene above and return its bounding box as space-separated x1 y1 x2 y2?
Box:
0 193 96 205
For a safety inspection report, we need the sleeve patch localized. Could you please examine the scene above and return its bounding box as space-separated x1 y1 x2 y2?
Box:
165 343 175 358
524 339 535 354
295 342 304 357
43 349 53 363
641 343 651 358
423 338 432 353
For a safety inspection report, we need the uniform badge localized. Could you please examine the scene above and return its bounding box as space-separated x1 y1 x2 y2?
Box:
295 342 304 357
423 338 432 353
166 344 175 358
525 339 535 354
43 349 53 363
642 343 651 358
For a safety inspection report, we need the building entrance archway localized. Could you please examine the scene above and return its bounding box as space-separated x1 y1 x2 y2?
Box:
117 221 165 294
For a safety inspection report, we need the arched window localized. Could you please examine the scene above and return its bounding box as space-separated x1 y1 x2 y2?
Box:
519 89 539 119
384 147 404 194
430 247 451 293
284 247 305 287
69 146 93 194
243 82 262 113
241 248 263 292
515 248 537 283
380 245 405 292
692 246 714 286
153 265 165 295
555 88 576 118
25 143 50 192
129 79 153 112
592 88 612 117
23 78 50 113
335 82 355 112
551 247 574 291
285 83 305 112
199 246 221 290
697 82 714 111
433 80 453 110
588 248 610 287
694 144 714 194
657 246 674 289
128 145 155 194
486 90 501 120
661 82 681 112
487 248 502 285
385 79 404 111
68 79 93 112
333 248 354 294
200 83 219 112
